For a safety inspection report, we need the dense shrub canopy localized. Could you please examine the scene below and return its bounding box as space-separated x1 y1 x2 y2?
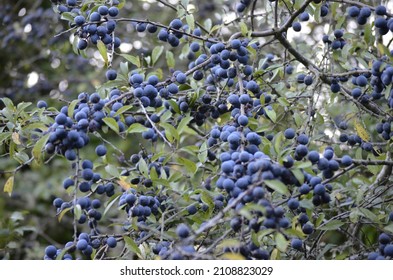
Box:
0 0 393 260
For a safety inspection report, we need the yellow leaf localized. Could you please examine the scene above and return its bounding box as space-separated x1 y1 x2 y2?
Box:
3 176 14 196
354 119 370 142
12 132 21 145
117 177 132 191
58 206 72 222
217 239 241 249
221 253 246 260
270 248 280 260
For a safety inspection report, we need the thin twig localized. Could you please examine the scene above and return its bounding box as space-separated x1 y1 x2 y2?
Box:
137 99 173 149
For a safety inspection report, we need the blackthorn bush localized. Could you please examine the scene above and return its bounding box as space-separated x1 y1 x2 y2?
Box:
1 0 393 261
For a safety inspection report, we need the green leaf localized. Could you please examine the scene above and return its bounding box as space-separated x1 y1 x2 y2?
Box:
275 232 288 252
358 207 378 222
349 208 360 223
74 204 82 220
0 132 12 144
160 122 179 143
14 151 29 164
105 164 120 177
189 87 202 106
166 50 175 68
294 161 312 169
151 152 169 162
186 14 195 31
60 12 75 22
268 67 281 82
97 40 108 65
293 112 303 127
356 56 368 69
315 213 325 227
198 141 208 163
293 0 302 10
97 80 127 92
239 21 248 36
169 170 184 183
119 54 140 68
318 220 344 231
383 224 393 234
68 99 79 118
313 3 321 23
103 193 121 218
72 36 79 55
153 178 170 187
159 109 172 123
336 13 346 29
291 169 305 184
341 43 350 61
32 133 50 163
378 43 391 57
217 239 241 249
178 157 197 174
177 114 193 134
273 132 283 155
120 61 129 76
299 199 314 210
210 24 222 34
16 102 32 112
81 1 96 13
144 56 151 66
167 100 180 114
1 97 15 110
364 24 374 46
3 176 14 196
149 166 158 181
25 123 49 132
265 107 276 123
114 104 133 117
367 164 381 175
201 190 214 213
204 18 212 32
277 97 290 107
239 208 253 220
118 0 126 9
355 147 363 160
138 158 149 178
152 46 164 65
102 117 119 134
124 236 141 255
181 0 189 9
126 123 149 134
264 180 289 196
